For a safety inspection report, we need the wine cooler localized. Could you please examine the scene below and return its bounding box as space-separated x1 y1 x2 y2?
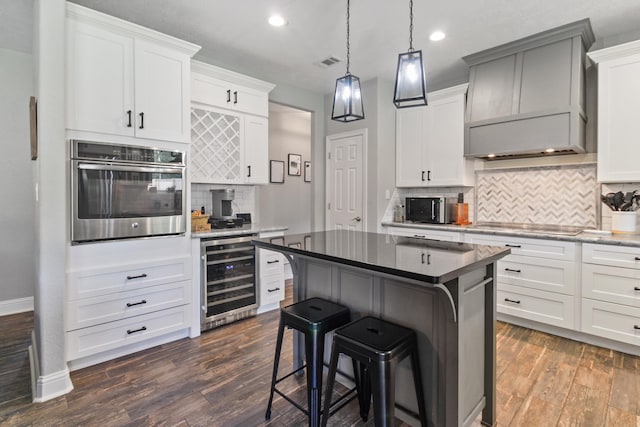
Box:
201 234 258 331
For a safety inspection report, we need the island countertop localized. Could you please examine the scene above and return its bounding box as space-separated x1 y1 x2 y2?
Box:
252 230 510 284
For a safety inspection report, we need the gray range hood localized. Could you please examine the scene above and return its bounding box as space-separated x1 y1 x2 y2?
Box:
463 19 595 159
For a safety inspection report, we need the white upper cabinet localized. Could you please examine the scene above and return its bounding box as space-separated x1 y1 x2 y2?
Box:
65 3 200 143
190 61 275 185
589 40 640 182
396 83 474 187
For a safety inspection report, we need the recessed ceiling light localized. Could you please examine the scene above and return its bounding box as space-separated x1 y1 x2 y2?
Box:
268 15 287 27
429 31 445 41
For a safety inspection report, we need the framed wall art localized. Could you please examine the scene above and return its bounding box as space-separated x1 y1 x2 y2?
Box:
288 154 302 176
270 160 285 183
304 161 311 182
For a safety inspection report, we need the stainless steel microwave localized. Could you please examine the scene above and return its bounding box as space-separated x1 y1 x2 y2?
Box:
71 140 186 243
405 197 454 224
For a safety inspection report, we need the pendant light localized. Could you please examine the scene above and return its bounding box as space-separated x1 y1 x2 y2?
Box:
331 0 364 122
393 0 427 108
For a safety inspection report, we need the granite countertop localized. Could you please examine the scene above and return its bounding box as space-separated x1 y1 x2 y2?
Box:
253 230 510 284
381 221 640 248
191 224 287 239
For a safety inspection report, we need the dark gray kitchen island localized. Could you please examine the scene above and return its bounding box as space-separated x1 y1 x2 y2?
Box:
253 230 510 427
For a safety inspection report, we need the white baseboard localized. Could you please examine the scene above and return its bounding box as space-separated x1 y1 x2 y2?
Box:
0 296 34 316
29 330 74 403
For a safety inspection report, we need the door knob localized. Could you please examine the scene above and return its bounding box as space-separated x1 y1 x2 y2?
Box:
353 216 361 222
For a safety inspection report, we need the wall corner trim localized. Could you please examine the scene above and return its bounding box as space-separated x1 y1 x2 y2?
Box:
30 332 73 403
0 296 34 316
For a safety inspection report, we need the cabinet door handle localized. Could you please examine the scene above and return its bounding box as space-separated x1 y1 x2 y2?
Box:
139 112 144 129
227 89 231 103
504 298 521 304
427 170 431 181
247 165 251 177
126 273 147 280
421 171 426 181
504 268 521 273
127 326 147 335
233 91 238 104
421 253 425 264
267 287 281 293
126 110 132 127
126 300 147 307
505 244 521 248
266 260 280 264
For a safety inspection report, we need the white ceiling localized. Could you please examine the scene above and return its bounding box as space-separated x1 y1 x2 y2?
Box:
3 0 640 94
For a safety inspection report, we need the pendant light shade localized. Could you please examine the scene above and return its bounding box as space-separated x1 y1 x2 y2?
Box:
393 0 428 108
332 74 364 122
331 0 365 122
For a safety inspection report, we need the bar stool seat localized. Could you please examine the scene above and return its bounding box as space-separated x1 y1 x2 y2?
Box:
265 297 351 427
321 316 428 427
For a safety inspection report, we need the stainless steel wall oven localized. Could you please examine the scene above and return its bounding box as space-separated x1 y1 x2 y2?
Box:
71 140 186 243
201 235 257 331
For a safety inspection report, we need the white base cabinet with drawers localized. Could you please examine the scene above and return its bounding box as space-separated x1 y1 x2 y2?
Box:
465 233 578 330
66 237 193 370
582 243 640 347
257 231 286 313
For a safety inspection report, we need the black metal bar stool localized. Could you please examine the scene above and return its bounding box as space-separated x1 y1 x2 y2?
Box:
265 297 351 427
321 316 428 427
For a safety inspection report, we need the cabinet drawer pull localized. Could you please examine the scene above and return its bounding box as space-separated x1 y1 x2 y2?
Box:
233 91 238 104
139 112 144 129
126 110 132 127
126 273 148 280
226 89 231 103
504 268 521 273
126 300 147 307
505 244 521 248
504 298 521 304
267 287 281 293
266 260 280 264
635 287 640 291
635 325 640 330
413 234 426 238
635 257 640 261
127 326 147 335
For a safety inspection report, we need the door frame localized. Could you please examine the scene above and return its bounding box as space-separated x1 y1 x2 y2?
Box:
325 128 368 232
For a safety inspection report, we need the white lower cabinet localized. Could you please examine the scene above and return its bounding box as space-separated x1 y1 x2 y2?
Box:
66 255 192 365
465 233 578 329
582 243 640 346
257 232 286 313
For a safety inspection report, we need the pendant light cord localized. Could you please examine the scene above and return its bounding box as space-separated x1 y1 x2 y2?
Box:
346 0 351 75
408 0 414 52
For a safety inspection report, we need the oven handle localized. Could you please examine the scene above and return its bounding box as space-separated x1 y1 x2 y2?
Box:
77 163 183 174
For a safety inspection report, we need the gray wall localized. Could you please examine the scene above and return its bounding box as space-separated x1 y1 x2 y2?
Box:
257 106 312 234
324 78 396 233
0 48 36 303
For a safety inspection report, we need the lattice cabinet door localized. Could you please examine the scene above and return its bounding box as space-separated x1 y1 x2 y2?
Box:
191 106 243 183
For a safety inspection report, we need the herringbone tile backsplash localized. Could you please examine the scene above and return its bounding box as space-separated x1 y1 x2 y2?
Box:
476 164 598 228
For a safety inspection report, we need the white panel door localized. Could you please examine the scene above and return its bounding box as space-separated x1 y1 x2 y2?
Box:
326 130 367 231
244 116 269 184
134 39 190 143
66 19 134 136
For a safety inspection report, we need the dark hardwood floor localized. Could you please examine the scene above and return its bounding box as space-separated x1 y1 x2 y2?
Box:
1 285 639 426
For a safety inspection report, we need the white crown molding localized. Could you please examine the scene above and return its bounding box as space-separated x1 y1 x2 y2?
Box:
191 60 276 93
428 83 469 102
588 39 640 63
0 296 34 316
66 2 200 56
